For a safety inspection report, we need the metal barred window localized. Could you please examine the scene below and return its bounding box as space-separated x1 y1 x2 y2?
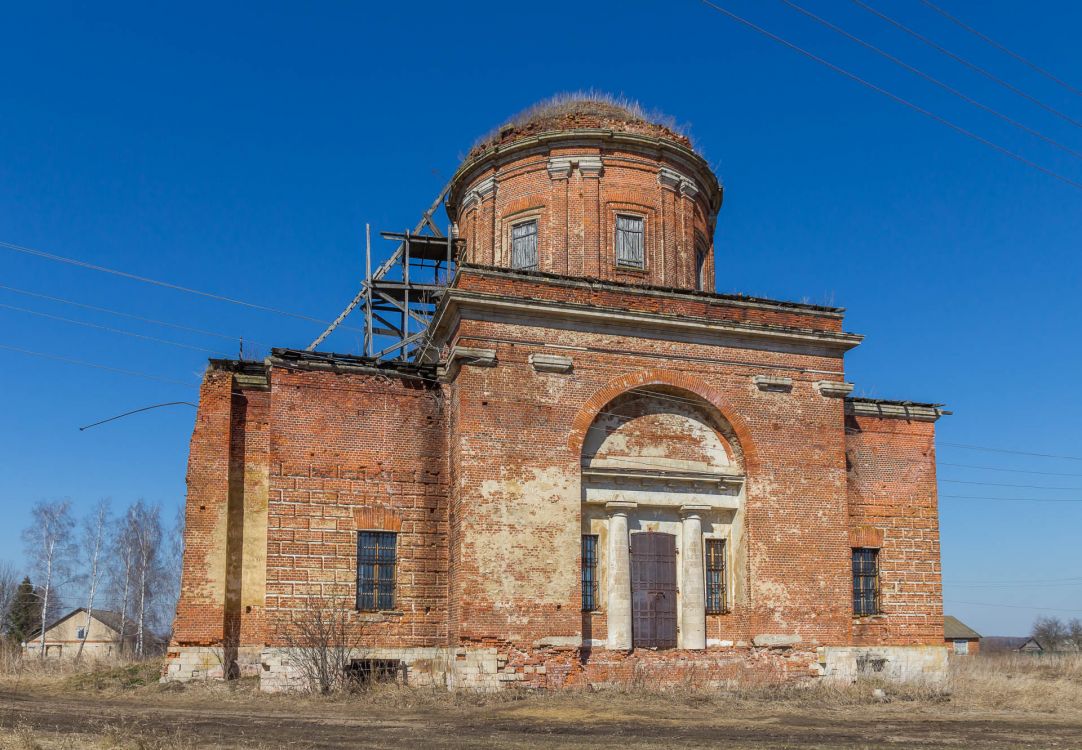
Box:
615 214 644 269
705 539 727 614
581 535 598 611
852 548 880 616
511 220 538 270
357 531 396 611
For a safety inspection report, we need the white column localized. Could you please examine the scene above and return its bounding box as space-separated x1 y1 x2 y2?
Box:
605 501 635 650
680 505 709 650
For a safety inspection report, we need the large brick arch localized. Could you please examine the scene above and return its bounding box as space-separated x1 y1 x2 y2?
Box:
567 369 759 472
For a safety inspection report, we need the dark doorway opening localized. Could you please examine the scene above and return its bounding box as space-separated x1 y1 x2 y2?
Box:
630 532 677 649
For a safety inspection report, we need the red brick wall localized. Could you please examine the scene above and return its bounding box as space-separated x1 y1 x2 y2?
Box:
846 414 944 645
263 367 448 649
443 268 856 649
450 141 717 291
173 368 270 647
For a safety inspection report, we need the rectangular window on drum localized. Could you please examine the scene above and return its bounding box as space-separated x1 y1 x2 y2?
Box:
581 534 598 611
615 214 644 269
357 531 397 611
705 539 727 614
511 219 538 270
852 548 880 616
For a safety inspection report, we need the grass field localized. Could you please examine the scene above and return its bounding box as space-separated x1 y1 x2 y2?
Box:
1 652 1080 749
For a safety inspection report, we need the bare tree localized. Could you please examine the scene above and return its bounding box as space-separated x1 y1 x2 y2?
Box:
1068 618 1082 651
129 501 163 657
22 500 75 657
1033 615 1069 651
76 499 110 659
282 604 366 694
108 509 138 654
159 504 185 642
0 562 20 631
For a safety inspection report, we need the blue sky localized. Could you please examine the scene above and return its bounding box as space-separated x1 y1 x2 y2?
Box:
1 0 1080 636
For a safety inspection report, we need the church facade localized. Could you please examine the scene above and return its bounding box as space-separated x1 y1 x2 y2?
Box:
165 101 949 690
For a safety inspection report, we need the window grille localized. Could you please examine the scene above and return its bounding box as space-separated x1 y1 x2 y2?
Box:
582 534 598 611
615 215 644 269
705 539 727 613
357 531 396 611
511 220 538 270
852 548 880 616
695 241 708 291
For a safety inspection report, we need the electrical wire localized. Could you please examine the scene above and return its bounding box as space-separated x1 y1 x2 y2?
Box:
79 401 198 431
778 0 1082 161
940 494 1082 503
940 442 1082 462
850 0 1082 130
940 478 1082 491
939 462 1082 478
0 302 228 355
919 0 1082 99
0 283 268 347
697 0 1082 191
946 599 1082 613
0 343 197 387
0 239 362 331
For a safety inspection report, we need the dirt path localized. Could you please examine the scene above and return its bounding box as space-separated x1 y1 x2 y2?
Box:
2 689 1081 749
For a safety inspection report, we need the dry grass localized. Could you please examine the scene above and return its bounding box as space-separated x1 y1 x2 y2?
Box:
1 651 1080 749
470 90 692 154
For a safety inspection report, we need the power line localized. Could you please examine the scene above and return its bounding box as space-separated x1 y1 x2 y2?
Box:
0 283 267 347
939 462 1082 478
79 401 198 431
919 0 1082 99
941 478 1082 491
778 0 1082 162
850 0 1082 130
0 302 228 355
940 442 1082 462
942 494 1082 503
947 599 1082 613
0 239 361 331
0 343 196 387
697 0 1082 191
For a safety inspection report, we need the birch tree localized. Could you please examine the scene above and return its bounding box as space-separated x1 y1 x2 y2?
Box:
129 501 163 657
22 500 75 657
0 562 19 631
76 499 110 659
109 509 138 654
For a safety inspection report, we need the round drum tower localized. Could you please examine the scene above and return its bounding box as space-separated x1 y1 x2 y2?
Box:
446 99 723 291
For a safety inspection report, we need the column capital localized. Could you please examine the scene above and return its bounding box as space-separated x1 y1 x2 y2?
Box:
547 157 573 180
578 156 604 178
605 500 637 515
679 504 711 517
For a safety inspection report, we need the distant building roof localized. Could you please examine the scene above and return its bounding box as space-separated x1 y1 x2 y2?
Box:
41 607 135 637
944 615 982 640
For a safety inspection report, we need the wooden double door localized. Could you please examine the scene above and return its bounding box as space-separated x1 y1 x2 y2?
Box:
630 532 677 649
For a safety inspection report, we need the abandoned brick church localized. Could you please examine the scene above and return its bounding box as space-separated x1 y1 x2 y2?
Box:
165 99 950 690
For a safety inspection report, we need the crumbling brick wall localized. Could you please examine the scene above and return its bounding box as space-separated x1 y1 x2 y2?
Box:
263 366 449 649
846 413 944 645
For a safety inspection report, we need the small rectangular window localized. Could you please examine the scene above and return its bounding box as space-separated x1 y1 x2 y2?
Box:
852 548 879 616
581 535 598 611
706 539 727 614
357 531 397 611
953 640 969 655
511 220 538 270
76 627 86 640
615 214 644 269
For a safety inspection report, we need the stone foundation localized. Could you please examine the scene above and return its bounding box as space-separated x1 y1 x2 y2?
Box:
164 644 948 692
162 645 263 682
817 645 949 683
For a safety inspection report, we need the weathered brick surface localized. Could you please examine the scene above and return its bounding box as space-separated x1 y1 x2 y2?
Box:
845 414 943 646
263 367 448 648
169 112 945 689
